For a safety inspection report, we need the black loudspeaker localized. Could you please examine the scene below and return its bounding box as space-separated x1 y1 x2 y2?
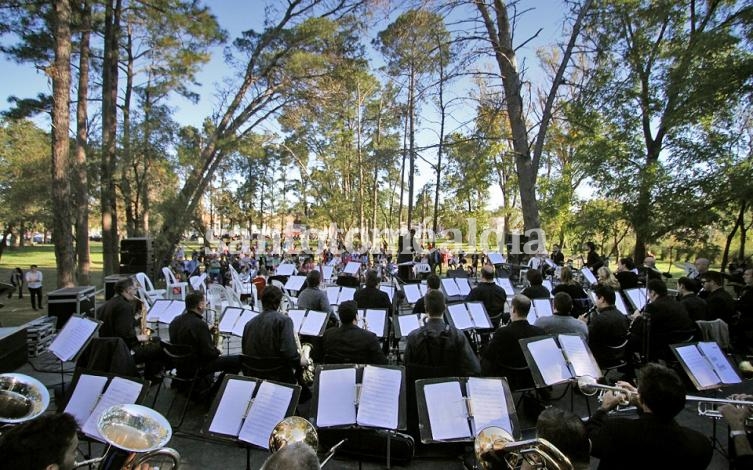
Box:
120 237 154 278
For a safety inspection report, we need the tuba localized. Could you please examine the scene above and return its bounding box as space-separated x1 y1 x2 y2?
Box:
0 373 50 426
474 426 572 470
74 404 180 469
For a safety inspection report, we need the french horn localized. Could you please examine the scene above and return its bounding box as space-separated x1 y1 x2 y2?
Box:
74 404 180 469
474 426 572 470
0 373 50 425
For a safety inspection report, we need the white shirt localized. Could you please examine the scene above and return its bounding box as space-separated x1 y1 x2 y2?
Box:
25 270 42 289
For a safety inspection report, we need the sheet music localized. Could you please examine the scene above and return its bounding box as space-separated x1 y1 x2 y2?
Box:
448 304 474 330
456 278 472 296
326 286 340 305
275 263 296 276
625 288 647 311
398 315 421 337
339 287 356 303
542 280 553 293
442 279 461 297
356 366 401 429
209 378 255 436
526 337 572 386
363 309 387 337
532 299 553 318
527 309 538 325
495 278 515 297
403 284 423 304
467 378 512 436
698 342 741 384
558 334 601 379
487 253 505 264
580 268 598 285
219 307 245 334
82 377 143 441
317 265 334 281
146 299 172 322
343 262 361 275
316 368 357 427
284 275 307 292
64 374 108 426
614 295 629 315
424 381 471 441
49 316 99 361
232 310 260 337
675 344 719 388
380 285 395 302
239 381 294 448
467 302 491 329
287 309 307 334
160 300 186 323
300 310 328 336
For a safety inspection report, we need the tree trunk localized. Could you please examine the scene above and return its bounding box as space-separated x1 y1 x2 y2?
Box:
101 0 121 275
74 0 91 285
722 200 746 272
122 26 135 237
51 0 75 287
407 69 416 229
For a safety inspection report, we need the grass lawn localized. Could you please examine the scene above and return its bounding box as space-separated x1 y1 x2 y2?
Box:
0 242 105 327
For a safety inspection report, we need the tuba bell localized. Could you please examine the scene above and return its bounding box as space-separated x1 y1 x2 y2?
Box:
0 373 50 425
268 416 345 468
474 426 573 470
74 404 180 469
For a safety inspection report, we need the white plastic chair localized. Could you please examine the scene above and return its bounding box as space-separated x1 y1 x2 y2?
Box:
135 272 166 303
189 273 207 293
161 266 188 300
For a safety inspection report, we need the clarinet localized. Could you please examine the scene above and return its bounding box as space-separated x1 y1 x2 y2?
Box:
584 305 598 324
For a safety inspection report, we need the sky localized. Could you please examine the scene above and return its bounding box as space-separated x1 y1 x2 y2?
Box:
0 0 570 208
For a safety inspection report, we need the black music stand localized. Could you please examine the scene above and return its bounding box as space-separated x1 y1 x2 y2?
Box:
415 376 519 443
311 363 408 468
203 375 301 470
47 315 101 394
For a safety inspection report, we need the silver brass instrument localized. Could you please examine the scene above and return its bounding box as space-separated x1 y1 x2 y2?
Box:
474 426 572 470
74 404 180 469
268 416 345 467
686 395 753 424
0 373 50 425
577 376 637 406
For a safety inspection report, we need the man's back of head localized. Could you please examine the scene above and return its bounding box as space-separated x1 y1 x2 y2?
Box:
261 442 320 470
553 292 573 316
425 290 446 318
426 274 441 290
511 294 532 320
480 265 495 281
636 362 686 420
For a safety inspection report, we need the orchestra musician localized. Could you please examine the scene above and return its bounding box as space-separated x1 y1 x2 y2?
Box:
584 285 630 370
676 277 708 322
99 277 165 382
296 270 335 324
689 257 710 282
701 270 736 325
552 267 589 317
412 274 442 315
586 363 712 469
584 241 604 274
465 265 507 328
534 292 588 340
396 228 417 282
318 300 386 365
615 257 639 290
169 292 241 397
521 269 551 300
719 393 753 468
627 279 695 363
737 268 753 353
0 412 80 470
354 270 392 315
550 244 565 266
241 285 302 384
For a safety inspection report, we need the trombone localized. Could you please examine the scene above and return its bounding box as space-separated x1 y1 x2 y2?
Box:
474 426 572 470
576 376 638 406
685 395 753 423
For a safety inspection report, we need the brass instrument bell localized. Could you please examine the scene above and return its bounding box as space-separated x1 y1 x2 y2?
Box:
0 373 50 424
269 416 319 453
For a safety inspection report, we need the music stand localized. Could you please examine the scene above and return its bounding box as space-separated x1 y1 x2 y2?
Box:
415 376 519 443
311 363 406 468
670 341 742 391
203 374 301 470
48 315 101 394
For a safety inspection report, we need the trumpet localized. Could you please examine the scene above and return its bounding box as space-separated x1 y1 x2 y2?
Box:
474 426 572 470
685 395 753 423
576 376 638 406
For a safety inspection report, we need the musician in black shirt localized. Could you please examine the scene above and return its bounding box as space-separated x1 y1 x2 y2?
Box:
466 265 507 327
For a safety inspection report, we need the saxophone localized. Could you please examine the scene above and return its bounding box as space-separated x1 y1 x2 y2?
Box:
294 332 315 386
136 298 151 339
207 308 222 350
